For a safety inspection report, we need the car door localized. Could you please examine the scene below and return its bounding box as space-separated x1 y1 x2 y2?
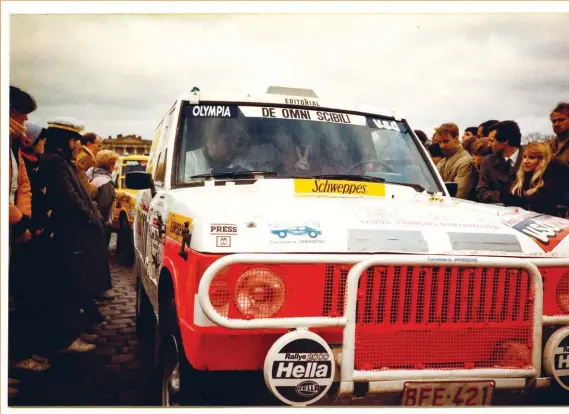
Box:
145 150 168 286
144 107 175 286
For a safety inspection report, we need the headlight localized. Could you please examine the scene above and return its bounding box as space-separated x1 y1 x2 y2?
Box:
234 268 285 319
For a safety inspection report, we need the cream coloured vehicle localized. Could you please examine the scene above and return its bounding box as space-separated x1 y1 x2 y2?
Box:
126 86 569 407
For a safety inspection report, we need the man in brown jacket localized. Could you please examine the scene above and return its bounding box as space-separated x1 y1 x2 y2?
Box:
434 123 476 199
550 102 569 167
75 132 102 198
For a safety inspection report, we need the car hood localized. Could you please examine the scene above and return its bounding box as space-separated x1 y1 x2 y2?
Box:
160 178 569 257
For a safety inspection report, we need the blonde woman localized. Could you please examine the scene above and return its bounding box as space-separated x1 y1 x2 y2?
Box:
502 141 568 216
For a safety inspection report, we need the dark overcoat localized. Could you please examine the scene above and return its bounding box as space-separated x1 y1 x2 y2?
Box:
33 149 112 301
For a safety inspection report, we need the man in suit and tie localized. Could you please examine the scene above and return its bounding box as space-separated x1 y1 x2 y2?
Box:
476 120 523 204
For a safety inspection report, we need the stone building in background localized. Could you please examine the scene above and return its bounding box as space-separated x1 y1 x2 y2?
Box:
102 134 152 156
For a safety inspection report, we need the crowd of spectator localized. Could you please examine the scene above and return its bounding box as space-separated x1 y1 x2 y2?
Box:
420 102 569 218
8 86 119 399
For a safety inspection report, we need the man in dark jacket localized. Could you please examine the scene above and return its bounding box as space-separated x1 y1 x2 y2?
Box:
550 102 569 215
476 121 523 204
35 118 112 353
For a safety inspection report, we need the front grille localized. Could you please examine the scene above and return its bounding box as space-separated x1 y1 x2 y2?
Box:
323 265 535 371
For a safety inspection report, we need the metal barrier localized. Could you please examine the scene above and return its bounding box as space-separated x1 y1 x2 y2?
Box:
198 254 545 388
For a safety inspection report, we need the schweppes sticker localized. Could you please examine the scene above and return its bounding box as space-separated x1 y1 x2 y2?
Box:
294 179 385 198
165 213 193 244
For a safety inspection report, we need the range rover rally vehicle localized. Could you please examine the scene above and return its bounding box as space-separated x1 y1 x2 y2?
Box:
126 86 569 407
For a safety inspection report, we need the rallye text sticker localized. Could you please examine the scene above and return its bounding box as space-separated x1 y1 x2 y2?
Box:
294 178 385 198
165 213 193 244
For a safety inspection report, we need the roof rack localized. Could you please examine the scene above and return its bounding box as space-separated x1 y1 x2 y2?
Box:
265 86 318 98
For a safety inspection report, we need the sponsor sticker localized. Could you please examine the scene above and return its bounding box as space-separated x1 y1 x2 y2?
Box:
426 256 479 263
268 221 325 245
295 178 385 198
216 235 231 247
264 330 335 406
544 326 569 391
239 106 367 126
186 105 238 118
165 213 193 244
368 118 401 132
509 215 569 253
210 223 238 235
284 97 320 107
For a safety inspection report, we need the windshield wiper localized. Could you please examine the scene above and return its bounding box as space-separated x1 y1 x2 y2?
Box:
190 170 278 180
312 174 386 183
313 174 427 193
384 181 428 193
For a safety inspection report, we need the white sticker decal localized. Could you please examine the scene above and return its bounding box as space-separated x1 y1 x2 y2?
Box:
372 118 400 132
264 330 335 406
239 106 367 126
216 235 231 247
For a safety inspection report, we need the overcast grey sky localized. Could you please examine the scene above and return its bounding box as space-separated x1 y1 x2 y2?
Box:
9 13 569 139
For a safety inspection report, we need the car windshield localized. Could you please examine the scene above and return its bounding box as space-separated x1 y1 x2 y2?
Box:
120 160 147 188
176 103 441 193
122 160 148 175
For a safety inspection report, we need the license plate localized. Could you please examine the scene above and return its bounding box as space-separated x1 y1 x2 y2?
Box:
402 381 494 406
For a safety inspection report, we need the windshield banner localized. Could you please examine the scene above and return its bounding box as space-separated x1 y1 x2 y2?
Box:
239 106 367 126
186 105 239 118
294 178 386 198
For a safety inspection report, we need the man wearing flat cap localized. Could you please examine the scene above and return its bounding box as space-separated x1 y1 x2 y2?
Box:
31 117 112 353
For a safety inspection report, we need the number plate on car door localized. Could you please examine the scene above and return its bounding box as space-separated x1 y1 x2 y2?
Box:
402 381 494 406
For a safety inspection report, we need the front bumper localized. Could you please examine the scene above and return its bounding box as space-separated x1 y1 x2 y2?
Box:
193 253 568 405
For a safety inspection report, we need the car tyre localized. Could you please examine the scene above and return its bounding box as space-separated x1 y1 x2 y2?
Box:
158 297 202 406
278 231 287 238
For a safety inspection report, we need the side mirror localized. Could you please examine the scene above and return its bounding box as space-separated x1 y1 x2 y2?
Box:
445 182 458 197
125 171 156 196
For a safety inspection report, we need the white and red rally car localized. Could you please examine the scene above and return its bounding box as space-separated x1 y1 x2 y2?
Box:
127 86 569 407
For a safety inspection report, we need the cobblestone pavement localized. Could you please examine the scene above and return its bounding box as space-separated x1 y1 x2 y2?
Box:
10 235 156 407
